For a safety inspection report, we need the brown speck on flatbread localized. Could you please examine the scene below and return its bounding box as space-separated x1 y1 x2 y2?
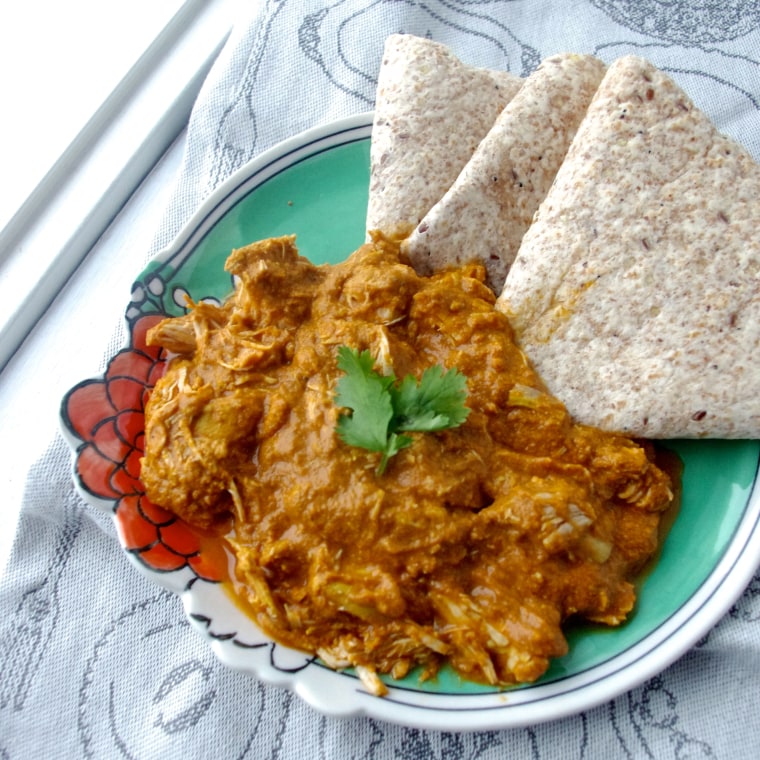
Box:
497 55 760 439
404 53 606 292
366 34 522 240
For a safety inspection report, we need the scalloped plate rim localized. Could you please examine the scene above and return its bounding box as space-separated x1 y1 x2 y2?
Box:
60 112 760 732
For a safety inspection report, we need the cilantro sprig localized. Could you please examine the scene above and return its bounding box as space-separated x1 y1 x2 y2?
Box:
334 346 469 474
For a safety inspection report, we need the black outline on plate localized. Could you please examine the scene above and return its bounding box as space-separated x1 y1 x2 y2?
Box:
63 113 760 727
156 121 760 714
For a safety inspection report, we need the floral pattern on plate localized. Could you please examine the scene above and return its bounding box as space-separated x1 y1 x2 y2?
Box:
57 114 760 731
61 313 224 583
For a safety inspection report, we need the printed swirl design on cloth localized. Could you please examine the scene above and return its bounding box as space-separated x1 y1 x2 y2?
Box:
61 314 223 583
589 0 760 43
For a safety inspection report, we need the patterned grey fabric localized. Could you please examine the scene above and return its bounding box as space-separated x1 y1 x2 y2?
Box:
3 1 760 757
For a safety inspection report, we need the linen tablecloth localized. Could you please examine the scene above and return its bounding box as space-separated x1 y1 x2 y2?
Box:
3 1 760 756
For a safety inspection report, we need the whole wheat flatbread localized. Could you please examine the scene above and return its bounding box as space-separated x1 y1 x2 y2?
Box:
404 53 606 292
497 55 760 439
366 34 522 239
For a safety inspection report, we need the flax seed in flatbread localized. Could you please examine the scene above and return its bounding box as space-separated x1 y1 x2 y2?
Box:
497 55 760 439
366 34 522 239
405 53 606 292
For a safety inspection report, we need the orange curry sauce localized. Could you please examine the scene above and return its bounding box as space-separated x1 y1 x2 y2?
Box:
140 234 674 694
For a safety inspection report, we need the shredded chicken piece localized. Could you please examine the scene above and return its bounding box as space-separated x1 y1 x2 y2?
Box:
141 234 676 692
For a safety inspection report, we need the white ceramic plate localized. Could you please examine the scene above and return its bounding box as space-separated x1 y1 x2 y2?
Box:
61 113 760 731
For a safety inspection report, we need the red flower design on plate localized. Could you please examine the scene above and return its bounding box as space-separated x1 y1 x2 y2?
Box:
62 314 223 582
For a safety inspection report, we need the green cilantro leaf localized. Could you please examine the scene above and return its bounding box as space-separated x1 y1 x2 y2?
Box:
334 346 469 474
391 364 470 432
334 346 395 453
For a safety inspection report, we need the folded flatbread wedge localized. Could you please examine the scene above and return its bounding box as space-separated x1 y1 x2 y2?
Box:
367 34 522 239
405 53 606 292
497 55 760 438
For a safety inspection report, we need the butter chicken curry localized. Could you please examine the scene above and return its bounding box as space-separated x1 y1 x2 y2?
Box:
141 234 674 695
